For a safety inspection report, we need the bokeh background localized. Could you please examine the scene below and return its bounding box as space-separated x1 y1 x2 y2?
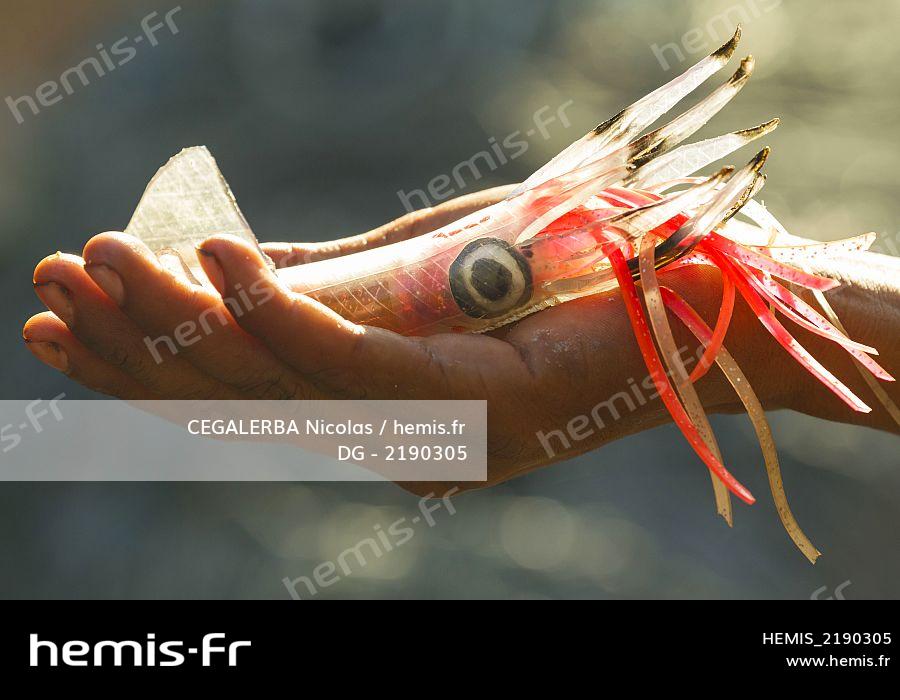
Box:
1 0 897 599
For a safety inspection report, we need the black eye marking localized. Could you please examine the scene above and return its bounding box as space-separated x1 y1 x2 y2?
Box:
449 238 533 319
470 257 512 302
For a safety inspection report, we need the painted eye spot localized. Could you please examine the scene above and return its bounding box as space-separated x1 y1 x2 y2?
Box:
471 257 513 302
449 238 533 319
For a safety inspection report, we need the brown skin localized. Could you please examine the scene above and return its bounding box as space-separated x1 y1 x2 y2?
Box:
23 187 900 496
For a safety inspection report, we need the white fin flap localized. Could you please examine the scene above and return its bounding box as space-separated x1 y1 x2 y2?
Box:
635 119 779 189
125 147 261 276
609 169 730 240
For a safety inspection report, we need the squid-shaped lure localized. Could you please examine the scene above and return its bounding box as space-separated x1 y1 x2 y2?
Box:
125 27 897 561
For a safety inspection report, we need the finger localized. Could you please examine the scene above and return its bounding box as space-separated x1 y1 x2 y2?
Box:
198 234 449 398
23 312 160 399
32 248 243 400
82 232 324 400
262 184 517 267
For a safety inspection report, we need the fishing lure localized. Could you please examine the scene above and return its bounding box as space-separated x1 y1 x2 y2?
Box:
125 27 897 561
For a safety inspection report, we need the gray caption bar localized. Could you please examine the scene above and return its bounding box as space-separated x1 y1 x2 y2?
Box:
0 399 487 481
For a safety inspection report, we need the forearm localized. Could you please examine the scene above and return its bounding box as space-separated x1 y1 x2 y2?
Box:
502 252 900 482
778 251 900 433
263 185 516 265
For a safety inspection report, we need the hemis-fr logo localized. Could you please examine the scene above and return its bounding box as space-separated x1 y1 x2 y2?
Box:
30 633 251 668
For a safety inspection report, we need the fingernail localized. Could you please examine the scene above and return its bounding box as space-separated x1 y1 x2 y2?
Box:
34 282 75 327
84 264 125 306
196 246 226 294
25 340 69 373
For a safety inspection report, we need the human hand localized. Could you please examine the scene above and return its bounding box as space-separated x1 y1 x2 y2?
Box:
23 187 900 494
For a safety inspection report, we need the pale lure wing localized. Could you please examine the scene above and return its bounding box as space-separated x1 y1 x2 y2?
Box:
125 147 265 283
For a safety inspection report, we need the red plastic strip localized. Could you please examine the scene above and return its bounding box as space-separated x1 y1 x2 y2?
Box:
605 244 755 505
709 251 872 413
661 286 821 563
702 233 839 291
690 271 736 383
742 267 893 381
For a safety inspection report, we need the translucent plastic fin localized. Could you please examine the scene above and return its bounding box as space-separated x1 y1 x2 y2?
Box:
511 27 742 196
512 64 754 249
125 147 263 280
514 55 756 244
539 169 738 298
755 233 877 262
731 200 876 256
508 162 633 244
607 168 732 242
662 149 768 252
629 149 767 274
627 56 756 168
635 119 779 189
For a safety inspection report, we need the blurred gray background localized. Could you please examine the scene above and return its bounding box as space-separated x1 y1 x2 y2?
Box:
0 0 897 599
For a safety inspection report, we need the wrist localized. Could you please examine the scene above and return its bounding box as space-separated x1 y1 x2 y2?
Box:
778 251 900 431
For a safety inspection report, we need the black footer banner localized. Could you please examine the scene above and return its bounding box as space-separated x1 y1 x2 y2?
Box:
0 601 895 684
